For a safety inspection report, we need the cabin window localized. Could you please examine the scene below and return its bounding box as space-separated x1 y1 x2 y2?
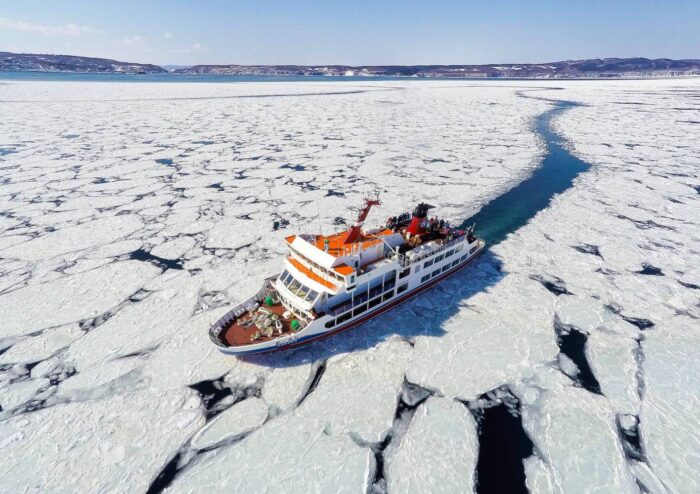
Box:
460 255 468 262
415 265 421 273
328 293 351 315
369 297 382 309
382 291 394 301
350 274 355 283
325 319 336 329
397 283 408 294
431 269 440 278
424 259 434 268
337 312 352 324
353 304 368 317
331 302 352 316
399 268 410 279
469 246 477 254
451 259 459 267
445 249 454 257
435 254 444 262
442 264 450 273
421 274 430 283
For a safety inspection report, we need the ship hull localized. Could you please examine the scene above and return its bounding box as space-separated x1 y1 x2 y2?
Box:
215 242 485 356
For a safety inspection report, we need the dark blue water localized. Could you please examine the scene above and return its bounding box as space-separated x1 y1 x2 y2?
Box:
461 100 590 246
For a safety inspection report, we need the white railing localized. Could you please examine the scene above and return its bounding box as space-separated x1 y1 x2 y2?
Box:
391 235 469 267
208 276 277 345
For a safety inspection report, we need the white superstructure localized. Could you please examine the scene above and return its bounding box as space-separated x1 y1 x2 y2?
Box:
209 199 485 355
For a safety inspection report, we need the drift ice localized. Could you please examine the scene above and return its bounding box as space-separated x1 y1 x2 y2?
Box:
209 198 485 355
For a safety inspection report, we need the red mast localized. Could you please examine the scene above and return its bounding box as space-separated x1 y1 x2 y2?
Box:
343 197 381 244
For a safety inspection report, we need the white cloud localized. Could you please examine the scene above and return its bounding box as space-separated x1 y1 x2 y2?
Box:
168 42 204 54
0 17 102 37
164 32 174 39
123 35 144 46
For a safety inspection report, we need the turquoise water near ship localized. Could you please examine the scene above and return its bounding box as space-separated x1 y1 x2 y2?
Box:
461 98 590 246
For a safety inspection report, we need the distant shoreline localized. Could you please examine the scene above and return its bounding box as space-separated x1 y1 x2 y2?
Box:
2 52 699 80
1 71 699 83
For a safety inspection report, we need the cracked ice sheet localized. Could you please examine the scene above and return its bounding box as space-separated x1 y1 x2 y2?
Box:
512 368 638 494
402 79 698 492
167 413 373 493
190 397 268 450
406 270 559 400
548 80 700 492
294 337 413 443
0 261 160 338
1 78 697 493
0 388 203 494
585 325 641 417
385 397 478 493
640 322 700 494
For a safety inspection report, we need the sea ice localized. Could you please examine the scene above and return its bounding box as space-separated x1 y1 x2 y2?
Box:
385 397 478 493
0 77 697 492
0 388 203 494
190 397 268 450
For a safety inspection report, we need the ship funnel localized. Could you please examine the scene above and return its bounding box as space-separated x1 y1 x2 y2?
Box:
406 203 434 235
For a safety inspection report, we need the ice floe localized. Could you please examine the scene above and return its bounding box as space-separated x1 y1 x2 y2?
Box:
385 397 478 493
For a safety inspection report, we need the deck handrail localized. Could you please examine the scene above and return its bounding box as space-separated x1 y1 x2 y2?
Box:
208 276 277 343
390 234 469 267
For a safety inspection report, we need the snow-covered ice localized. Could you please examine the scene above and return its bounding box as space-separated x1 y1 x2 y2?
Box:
0 78 698 492
385 397 478 493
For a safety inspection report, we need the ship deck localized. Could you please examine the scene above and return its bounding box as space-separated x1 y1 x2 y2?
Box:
310 229 394 257
220 303 297 347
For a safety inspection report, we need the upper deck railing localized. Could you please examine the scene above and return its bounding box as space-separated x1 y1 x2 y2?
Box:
390 234 470 267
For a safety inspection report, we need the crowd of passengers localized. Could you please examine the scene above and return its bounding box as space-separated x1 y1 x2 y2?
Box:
386 214 452 232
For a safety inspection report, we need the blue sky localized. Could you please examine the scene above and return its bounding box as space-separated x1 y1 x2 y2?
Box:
1 1 698 65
